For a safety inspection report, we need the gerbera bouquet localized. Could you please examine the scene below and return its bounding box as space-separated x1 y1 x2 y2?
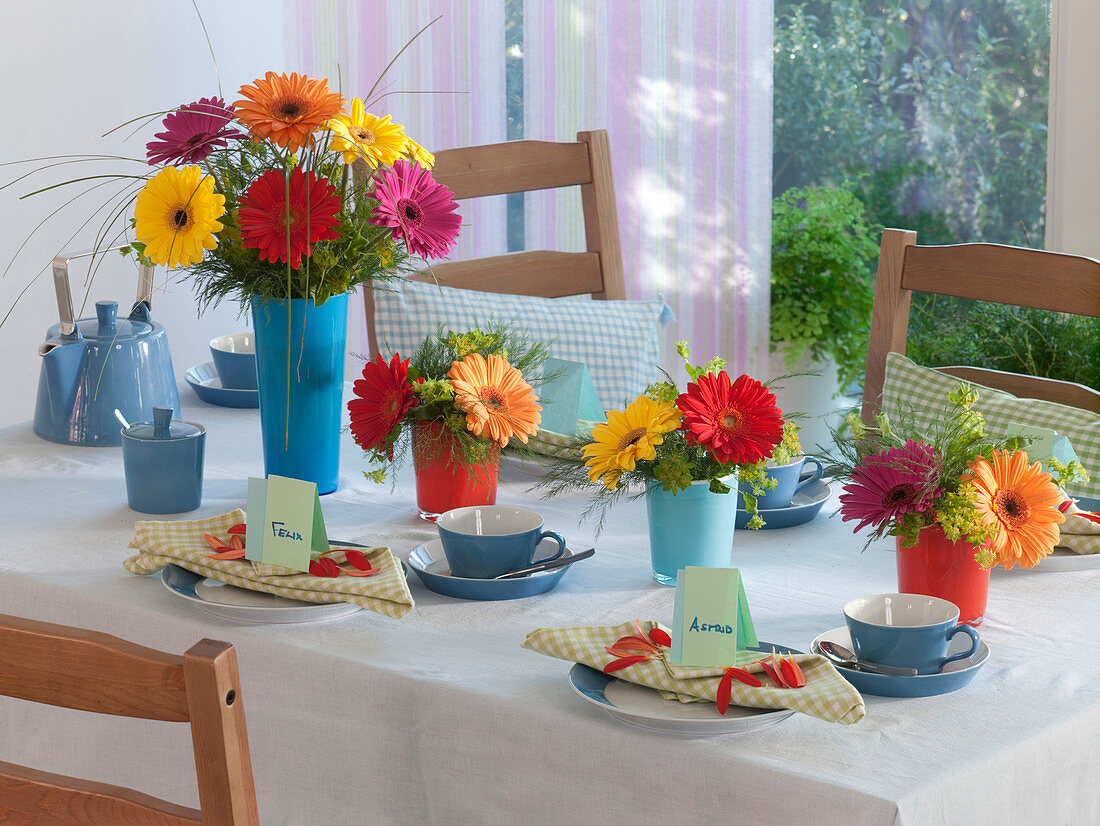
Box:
829 385 1086 569
543 343 786 528
348 327 548 479
120 71 459 308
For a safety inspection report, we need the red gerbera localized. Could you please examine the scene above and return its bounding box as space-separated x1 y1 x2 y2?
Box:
369 159 461 259
237 168 341 269
348 353 417 459
675 372 784 465
146 97 242 166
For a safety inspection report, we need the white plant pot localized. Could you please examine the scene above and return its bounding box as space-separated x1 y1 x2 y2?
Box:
767 345 848 455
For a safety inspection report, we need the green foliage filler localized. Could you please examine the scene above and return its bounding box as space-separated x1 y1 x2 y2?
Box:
770 186 878 388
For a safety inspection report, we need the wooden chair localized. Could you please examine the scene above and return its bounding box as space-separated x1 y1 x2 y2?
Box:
861 228 1100 423
362 129 626 357
0 614 258 825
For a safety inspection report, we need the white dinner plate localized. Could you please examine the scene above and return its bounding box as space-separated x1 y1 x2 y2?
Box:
567 642 799 735
160 563 362 623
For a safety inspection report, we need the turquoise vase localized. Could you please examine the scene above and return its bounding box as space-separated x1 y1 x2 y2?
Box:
251 293 347 494
646 476 737 586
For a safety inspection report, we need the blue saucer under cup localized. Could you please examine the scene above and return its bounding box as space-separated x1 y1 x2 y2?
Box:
436 506 566 579
844 593 981 675
738 456 823 510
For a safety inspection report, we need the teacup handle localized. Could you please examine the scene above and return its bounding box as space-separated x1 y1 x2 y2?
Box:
533 530 567 565
941 624 980 668
792 459 824 495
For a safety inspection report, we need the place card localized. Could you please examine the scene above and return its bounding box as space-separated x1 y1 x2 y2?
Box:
244 475 329 572
538 357 605 436
1006 422 1080 472
670 567 759 667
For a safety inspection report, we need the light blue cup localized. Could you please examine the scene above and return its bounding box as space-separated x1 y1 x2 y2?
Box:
844 593 981 675
209 332 257 390
647 478 736 586
436 506 566 579
737 456 824 510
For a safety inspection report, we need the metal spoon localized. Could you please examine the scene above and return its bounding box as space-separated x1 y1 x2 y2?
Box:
493 548 595 579
818 640 918 677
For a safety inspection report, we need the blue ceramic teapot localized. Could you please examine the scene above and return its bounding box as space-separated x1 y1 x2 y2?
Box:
33 249 179 446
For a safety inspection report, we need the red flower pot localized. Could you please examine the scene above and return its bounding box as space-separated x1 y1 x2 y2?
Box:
411 421 499 521
896 524 990 626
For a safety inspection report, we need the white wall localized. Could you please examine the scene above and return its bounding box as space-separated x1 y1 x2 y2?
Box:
0 1 287 428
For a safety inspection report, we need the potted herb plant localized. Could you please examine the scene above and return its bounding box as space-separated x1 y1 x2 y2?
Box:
769 185 878 452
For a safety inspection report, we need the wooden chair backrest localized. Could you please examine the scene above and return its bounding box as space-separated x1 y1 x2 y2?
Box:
362 129 626 357
861 228 1100 422
0 613 258 825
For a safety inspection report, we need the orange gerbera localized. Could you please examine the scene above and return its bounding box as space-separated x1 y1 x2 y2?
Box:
448 353 541 448
233 71 345 153
963 449 1065 569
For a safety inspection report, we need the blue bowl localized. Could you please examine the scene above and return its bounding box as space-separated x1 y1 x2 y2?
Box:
209 332 257 390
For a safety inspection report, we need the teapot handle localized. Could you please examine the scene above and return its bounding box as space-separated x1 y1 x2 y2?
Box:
51 248 155 335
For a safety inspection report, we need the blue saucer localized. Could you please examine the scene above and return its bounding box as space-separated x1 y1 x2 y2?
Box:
812 627 989 698
407 538 574 601
736 479 831 530
185 362 259 408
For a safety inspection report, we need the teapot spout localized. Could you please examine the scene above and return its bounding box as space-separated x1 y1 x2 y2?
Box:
37 339 87 426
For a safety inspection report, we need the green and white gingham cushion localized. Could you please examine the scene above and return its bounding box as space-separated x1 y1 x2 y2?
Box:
881 352 1100 498
373 279 673 411
523 620 865 725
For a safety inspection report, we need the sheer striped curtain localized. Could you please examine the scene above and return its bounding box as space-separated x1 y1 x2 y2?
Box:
523 1 774 380
287 1 508 361
287 1 772 378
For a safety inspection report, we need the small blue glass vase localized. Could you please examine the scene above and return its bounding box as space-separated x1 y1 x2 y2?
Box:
645 475 737 586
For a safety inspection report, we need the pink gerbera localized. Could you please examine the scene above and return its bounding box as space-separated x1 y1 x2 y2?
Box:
146 97 242 166
839 440 944 533
369 160 461 259
237 168 341 269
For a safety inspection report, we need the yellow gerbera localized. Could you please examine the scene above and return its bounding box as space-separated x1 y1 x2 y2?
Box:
327 99 407 166
404 137 436 169
582 396 682 490
133 166 225 270
448 353 542 448
963 449 1065 569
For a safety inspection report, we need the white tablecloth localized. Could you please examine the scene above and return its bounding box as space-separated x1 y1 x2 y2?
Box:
1 387 1097 825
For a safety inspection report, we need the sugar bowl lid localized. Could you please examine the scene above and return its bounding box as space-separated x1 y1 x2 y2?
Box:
122 407 204 441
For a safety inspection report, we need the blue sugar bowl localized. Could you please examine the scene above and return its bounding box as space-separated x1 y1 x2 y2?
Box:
121 407 206 514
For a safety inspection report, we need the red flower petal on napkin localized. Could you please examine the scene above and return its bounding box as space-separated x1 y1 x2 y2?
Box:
206 548 246 560
343 549 373 571
726 667 763 688
228 523 247 535
757 658 786 688
780 655 806 688
309 557 341 578
717 672 732 715
1077 511 1100 524
603 655 649 674
648 627 672 648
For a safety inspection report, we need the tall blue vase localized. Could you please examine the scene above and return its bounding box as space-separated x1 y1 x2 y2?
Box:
251 293 347 494
646 475 737 586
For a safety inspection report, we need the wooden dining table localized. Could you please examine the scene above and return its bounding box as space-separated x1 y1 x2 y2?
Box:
1 387 1097 825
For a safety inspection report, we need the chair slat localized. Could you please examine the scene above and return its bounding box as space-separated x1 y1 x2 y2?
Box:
0 614 189 721
937 366 1100 413
578 130 626 300
419 251 606 297
0 761 201 826
902 243 1100 316
433 140 592 199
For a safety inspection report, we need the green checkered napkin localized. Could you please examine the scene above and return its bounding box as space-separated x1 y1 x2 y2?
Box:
125 509 414 619
881 352 1100 498
524 421 598 459
1059 504 1100 555
523 620 866 725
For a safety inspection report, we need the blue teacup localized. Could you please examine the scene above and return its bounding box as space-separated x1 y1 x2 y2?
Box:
738 456 824 510
844 593 980 675
436 506 567 579
209 332 257 390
